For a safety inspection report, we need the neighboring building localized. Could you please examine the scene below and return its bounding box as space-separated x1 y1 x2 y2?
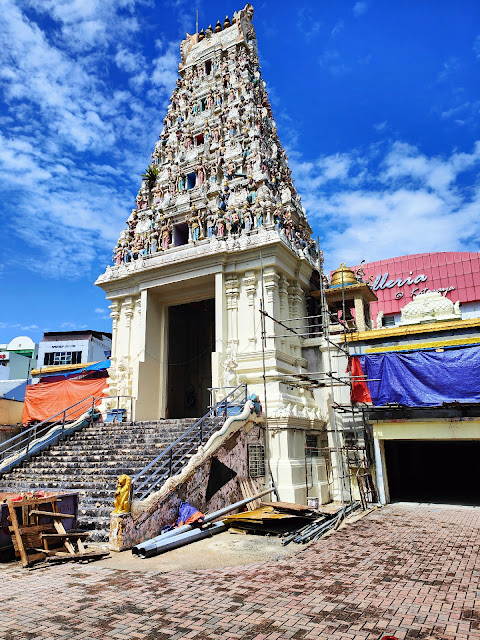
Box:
351 251 480 328
0 336 38 380
346 289 480 506
36 331 112 370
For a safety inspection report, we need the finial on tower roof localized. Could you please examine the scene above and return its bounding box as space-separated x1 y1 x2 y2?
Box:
198 28 205 41
224 15 231 29
214 19 222 32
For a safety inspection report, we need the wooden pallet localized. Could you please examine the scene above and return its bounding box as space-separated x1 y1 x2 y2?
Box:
7 495 108 567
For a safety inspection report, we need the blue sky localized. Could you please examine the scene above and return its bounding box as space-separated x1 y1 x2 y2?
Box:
1 0 479 344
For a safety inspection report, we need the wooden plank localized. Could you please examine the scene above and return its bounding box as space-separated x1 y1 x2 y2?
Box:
52 502 76 555
29 510 75 519
7 499 29 567
46 550 110 563
23 552 47 563
11 496 59 507
262 501 313 513
9 524 56 535
77 539 86 554
41 533 89 539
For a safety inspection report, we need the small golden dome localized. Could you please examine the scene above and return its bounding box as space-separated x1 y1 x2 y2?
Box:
198 29 205 41
215 20 222 32
330 263 357 287
224 15 231 28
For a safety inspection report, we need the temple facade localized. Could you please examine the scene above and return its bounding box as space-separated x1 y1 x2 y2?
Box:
96 4 328 503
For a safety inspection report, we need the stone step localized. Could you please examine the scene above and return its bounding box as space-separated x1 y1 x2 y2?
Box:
0 415 220 543
32 453 167 462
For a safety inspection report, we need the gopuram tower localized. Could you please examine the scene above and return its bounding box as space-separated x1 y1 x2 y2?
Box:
96 4 327 501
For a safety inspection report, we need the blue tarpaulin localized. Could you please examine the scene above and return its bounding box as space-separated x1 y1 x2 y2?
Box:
41 360 111 379
357 345 480 407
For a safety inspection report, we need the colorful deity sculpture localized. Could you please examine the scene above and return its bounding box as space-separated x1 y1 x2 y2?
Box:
113 8 316 266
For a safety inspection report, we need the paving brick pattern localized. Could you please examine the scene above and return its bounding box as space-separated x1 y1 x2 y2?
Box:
0 504 479 640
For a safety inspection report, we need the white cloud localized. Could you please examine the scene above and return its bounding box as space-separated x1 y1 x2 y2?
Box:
0 1 179 280
60 322 88 329
115 47 146 73
331 20 344 38
473 34 480 59
318 49 349 75
374 121 388 132
151 42 179 91
291 141 480 271
22 0 143 52
353 2 368 17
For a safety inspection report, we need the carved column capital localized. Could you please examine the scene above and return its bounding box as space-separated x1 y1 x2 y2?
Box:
243 271 257 305
123 297 135 328
278 276 289 311
225 276 240 310
263 269 279 304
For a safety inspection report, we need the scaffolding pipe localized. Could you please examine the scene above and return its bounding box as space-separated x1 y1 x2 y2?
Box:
131 488 274 557
135 521 228 558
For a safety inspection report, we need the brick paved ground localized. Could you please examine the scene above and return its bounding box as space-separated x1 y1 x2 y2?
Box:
0 504 479 640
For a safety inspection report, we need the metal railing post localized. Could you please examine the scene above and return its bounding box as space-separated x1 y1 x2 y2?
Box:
169 449 173 477
25 429 32 456
61 411 66 437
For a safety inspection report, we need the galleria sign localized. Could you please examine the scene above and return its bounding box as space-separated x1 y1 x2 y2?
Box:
371 271 455 300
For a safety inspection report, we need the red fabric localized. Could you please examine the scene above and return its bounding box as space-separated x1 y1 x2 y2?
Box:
22 377 108 424
348 356 372 404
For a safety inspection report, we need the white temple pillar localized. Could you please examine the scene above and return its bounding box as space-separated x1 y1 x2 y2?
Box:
243 271 257 349
135 289 166 421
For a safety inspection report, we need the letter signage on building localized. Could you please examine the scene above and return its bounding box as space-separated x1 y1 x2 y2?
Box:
348 252 480 318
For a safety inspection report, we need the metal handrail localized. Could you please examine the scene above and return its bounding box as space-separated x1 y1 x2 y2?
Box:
0 395 98 462
0 394 134 464
133 382 247 501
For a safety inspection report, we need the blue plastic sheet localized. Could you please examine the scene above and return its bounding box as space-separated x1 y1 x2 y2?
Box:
359 345 480 407
41 360 111 379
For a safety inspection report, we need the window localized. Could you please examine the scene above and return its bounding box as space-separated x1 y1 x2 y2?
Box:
187 172 196 189
205 60 212 75
383 315 396 327
195 134 204 146
248 443 265 478
305 433 319 457
44 351 82 366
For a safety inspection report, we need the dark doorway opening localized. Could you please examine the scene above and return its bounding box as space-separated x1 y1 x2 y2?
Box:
173 223 189 246
167 299 215 419
384 440 480 506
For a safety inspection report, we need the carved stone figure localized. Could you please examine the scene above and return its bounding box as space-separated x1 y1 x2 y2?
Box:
113 474 132 514
111 3 316 266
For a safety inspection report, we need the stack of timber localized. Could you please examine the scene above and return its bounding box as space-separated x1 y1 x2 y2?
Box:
6 494 109 567
224 501 324 535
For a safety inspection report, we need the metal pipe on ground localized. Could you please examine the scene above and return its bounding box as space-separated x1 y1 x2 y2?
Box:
136 522 228 558
132 487 274 557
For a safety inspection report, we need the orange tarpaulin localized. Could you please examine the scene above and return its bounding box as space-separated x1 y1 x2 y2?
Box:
22 377 109 424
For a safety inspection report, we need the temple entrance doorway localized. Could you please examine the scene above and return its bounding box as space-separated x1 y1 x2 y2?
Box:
167 299 215 419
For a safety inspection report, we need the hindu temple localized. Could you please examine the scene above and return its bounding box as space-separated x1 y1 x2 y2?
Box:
95 4 329 502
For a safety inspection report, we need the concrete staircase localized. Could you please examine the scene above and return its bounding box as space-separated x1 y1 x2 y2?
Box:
0 418 198 542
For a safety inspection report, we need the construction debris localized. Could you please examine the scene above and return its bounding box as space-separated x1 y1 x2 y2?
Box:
223 505 316 535
132 488 274 558
282 501 361 545
5 493 109 567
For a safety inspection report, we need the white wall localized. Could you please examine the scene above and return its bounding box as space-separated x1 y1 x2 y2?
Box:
37 338 90 367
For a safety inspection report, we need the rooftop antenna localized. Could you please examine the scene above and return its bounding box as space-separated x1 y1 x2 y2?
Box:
196 9 198 34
